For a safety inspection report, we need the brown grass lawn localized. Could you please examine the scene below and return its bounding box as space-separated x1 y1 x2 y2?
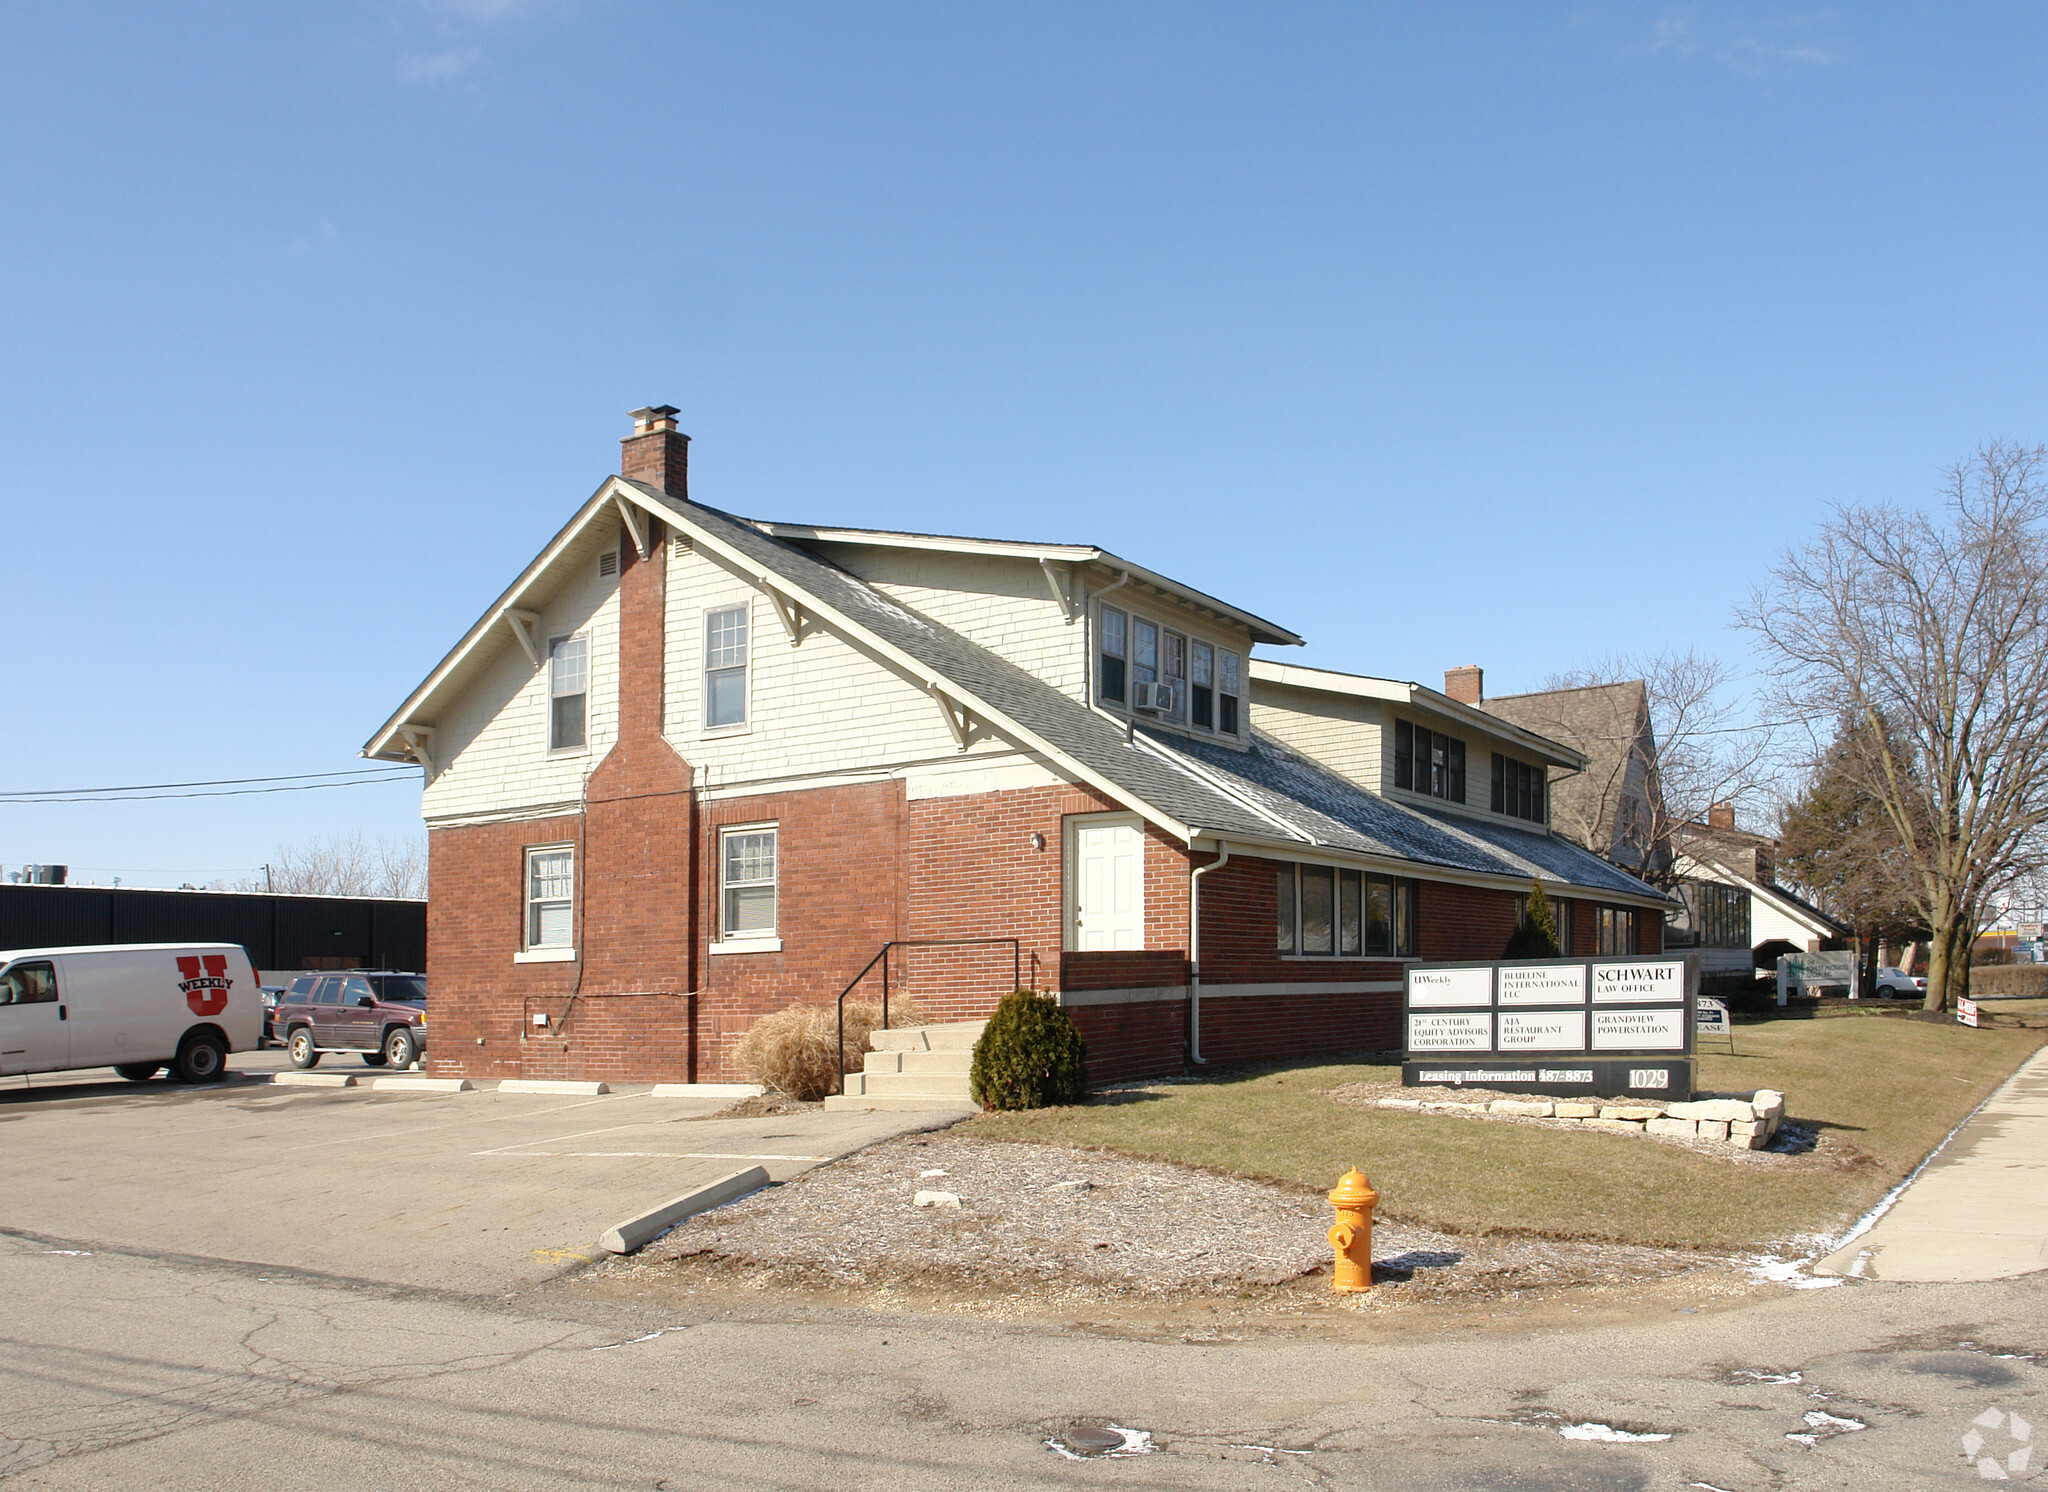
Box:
960 1014 2043 1251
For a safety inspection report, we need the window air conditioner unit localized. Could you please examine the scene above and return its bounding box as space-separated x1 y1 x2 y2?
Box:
1132 682 1174 712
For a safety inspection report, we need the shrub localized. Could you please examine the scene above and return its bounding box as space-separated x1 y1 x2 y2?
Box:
970 989 1085 1111
1967 964 2048 998
735 997 927 1101
1502 880 1560 959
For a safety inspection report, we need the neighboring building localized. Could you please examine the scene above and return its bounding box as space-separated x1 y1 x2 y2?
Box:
0 882 427 982
1669 803 1849 974
1456 669 1670 882
364 407 1670 1087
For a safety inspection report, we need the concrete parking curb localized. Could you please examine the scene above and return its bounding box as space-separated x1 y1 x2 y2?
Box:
647 1082 765 1098
268 1073 358 1088
599 1166 771 1255
370 1076 474 1093
496 1080 611 1096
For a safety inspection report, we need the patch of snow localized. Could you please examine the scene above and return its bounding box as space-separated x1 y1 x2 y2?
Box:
1749 1252 1842 1289
1785 1410 1866 1447
1558 1422 1672 1443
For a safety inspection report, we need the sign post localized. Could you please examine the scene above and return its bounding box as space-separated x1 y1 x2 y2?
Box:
1403 956 1696 1100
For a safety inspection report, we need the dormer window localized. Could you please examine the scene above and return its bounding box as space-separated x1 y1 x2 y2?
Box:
1098 604 1241 737
548 634 587 752
1394 719 1463 801
1491 752 1546 823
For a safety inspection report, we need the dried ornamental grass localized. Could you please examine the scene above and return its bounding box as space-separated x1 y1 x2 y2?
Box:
735 998 926 1101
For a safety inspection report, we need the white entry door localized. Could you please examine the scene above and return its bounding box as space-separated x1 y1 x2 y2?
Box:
1069 816 1144 950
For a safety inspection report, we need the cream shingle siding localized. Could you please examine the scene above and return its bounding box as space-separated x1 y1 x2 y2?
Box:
421 542 621 825
661 543 1014 787
1252 682 1384 789
828 546 1089 700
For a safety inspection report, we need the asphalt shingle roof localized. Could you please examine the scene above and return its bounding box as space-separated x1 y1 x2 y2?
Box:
627 481 1668 901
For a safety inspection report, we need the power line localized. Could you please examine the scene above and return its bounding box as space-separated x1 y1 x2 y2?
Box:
0 778 418 805
0 766 415 799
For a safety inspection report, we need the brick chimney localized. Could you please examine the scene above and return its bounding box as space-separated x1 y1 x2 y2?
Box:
621 405 689 497
1444 665 1483 704
1708 800 1736 830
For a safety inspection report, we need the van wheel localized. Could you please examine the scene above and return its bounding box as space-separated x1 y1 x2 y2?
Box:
114 1063 162 1082
383 1028 417 1071
287 1028 320 1069
175 1032 227 1084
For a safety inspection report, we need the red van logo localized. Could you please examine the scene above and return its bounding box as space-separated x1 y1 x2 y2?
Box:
176 955 232 1016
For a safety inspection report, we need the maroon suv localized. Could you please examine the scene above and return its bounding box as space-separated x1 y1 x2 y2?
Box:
279 972 428 1070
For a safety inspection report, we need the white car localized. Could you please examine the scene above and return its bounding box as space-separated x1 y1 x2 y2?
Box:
1876 966 1927 998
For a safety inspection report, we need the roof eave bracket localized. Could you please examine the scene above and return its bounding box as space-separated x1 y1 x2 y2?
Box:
927 683 973 751
1040 559 1079 623
614 494 651 560
397 725 436 774
505 608 542 667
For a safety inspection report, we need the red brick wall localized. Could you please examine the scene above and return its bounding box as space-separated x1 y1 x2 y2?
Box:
1066 997 1186 1085
694 780 908 1080
521 992 693 1083
425 813 583 1080
900 785 1193 1019
1196 989 1401 1065
1062 950 1187 991
1418 878 1521 961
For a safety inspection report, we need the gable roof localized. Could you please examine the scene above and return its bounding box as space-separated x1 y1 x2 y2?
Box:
365 481 1666 906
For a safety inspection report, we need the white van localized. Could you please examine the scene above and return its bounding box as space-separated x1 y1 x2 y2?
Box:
0 943 261 1084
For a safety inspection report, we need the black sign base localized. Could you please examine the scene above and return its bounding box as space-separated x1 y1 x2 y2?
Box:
1402 1059 1694 1102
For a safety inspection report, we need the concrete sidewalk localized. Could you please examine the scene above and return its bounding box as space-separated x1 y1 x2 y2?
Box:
1817 1044 2048 1282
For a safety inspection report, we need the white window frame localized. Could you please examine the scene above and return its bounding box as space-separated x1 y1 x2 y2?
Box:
703 602 751 733
516 844 577 963
711 823 781 954
547 632 588 756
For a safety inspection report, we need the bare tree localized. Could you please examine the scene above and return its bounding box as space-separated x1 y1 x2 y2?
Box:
267 832 427 899
1741 442 2048 1011
1521 649 1776 886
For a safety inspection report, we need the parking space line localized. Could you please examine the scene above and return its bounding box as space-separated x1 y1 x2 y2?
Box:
475 1150 826 1160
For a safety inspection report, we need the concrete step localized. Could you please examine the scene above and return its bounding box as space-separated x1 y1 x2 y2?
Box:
859 1070 973 1099
870 1021 987 1053
822 1093 977 1113
861 1048 975 1077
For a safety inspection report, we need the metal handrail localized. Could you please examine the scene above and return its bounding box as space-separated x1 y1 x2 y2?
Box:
835 937 1021 1095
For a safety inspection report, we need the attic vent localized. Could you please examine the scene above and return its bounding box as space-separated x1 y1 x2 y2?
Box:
598 551 619 578
672 534 692 557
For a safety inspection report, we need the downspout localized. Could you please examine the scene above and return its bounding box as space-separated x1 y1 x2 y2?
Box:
1187 838 1230 1066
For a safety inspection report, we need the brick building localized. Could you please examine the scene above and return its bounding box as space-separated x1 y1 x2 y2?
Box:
365 407 1669 1086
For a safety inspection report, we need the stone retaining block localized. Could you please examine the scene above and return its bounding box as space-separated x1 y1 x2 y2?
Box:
1646 1117 1696 1138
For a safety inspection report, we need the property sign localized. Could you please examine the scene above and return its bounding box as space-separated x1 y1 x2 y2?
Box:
1695 996 1731 1036
1402 955 1696 1099
1958 998 1981 1028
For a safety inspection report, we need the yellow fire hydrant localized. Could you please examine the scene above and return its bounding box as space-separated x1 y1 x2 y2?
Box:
1327 1167 1379 1292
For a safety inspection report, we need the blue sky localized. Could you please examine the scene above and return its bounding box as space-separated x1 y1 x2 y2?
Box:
3 3 2043 886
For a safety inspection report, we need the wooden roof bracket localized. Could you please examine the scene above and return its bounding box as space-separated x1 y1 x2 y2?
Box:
397 725 436 774
505 608 542 667
759 578 805 644
613 494 651 560
1040 559 1079 622
927 683 973 751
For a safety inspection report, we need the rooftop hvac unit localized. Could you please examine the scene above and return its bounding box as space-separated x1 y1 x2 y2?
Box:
24 865 67 885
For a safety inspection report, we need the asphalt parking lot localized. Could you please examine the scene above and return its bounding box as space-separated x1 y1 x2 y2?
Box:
0 1051 960 1294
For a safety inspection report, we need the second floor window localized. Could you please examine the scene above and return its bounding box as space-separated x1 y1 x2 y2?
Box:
548 635 587 751
705 605 748 728
1491 752 1546 823
1100 605 1241 736
1100 606 1128 704
1394 720 1464 801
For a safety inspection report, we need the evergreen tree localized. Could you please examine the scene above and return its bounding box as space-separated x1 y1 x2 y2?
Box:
1503 879 1561 958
